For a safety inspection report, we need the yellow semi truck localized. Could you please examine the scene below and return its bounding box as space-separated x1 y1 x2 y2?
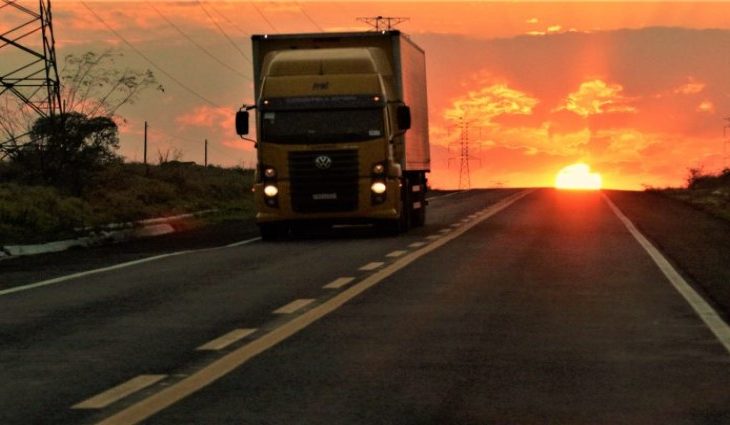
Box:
236 31 430 239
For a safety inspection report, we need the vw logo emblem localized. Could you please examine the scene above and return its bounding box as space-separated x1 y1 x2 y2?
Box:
314 155 332 170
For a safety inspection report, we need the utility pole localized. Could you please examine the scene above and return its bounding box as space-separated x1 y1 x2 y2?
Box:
144 121 148 174
722 117 730 172
204 139 208 167
357 16 409 31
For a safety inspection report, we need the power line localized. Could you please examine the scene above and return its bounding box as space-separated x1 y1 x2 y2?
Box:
205 2 252 39
80 0 221 108
295 1 323 32
195 0 251 64
146 2 250 80
250 1 278 32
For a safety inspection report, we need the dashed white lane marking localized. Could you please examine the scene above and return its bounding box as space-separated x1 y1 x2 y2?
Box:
323 277 356 289
273 299 316 315
0 252 192 298
426 235 442 240
72 375 167 409
386 250 407 258
604 194 730 355
408 242 427 248
197 329 257 351
450 223 462 228
93 190 532 425
438 228 451 233
460 218 471 222
359 262 384 271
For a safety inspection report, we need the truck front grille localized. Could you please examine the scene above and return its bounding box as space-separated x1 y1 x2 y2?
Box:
288 150 359 213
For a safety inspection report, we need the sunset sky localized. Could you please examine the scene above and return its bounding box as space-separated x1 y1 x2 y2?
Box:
3 1 730 189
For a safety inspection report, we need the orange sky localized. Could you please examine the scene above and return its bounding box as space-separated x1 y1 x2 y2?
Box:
3 1 730 189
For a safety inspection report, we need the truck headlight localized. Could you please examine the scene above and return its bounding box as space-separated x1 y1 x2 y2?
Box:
370 182 387 194
264 185 279 197
372 163 385 175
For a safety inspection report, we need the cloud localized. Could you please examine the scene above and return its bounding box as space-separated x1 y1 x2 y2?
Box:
176 105 233 131
558 79 637 117
697 100 715 113
444 84 539 124
674 77 706 95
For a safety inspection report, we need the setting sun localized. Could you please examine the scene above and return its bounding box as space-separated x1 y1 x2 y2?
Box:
555 164 602 190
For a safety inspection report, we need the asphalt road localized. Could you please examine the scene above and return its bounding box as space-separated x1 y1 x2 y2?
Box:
1 189 729 425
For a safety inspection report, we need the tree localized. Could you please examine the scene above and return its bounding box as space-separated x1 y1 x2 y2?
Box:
60 50 162 120
11 112 119 193
0 49 162 189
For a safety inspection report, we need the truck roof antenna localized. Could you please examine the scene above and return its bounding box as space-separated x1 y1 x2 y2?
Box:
357 16 409 31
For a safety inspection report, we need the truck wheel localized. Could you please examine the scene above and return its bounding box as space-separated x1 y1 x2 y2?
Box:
412 203 426 227
259 222 288 241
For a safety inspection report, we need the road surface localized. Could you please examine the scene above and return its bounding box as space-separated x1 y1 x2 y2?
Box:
1 189 729 424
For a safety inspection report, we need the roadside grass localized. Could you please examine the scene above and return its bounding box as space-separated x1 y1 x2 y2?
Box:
0 162 254 245
653 168 730 222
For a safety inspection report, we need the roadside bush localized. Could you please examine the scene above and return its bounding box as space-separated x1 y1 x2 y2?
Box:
0 161 254 244
0 183 89 244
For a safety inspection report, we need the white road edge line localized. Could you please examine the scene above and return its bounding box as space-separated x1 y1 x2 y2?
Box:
323 277 356 290
197 329 257 351
603 193 730 355
273 299 316 314
92 189 532 425
0 252 191 297
72 375 167 410
225 237 262 248
425 190 468 201
1 237 262 298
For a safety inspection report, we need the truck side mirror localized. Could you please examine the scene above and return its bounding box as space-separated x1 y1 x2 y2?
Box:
235 110 249 135
396 105 411 131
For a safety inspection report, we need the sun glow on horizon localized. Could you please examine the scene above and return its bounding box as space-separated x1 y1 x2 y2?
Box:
555 164 602 190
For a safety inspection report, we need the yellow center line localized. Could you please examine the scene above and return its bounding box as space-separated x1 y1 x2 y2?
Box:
359 262 384 271
273 299 315 314
323 277 356 289
73 375 167 410
197 329 257 351
93 190 533 425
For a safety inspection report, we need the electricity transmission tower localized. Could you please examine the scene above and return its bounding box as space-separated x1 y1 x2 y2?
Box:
448 117 481 190
357 16 409 31
0 0 63 156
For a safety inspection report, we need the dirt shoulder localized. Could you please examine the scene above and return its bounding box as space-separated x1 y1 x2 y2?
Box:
606 190 730 321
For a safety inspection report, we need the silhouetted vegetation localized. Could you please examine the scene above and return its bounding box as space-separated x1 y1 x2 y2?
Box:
0 162 254 245
658 167 730 222
3 112 121 194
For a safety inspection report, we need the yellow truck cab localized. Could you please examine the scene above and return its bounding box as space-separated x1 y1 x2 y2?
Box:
236 31 430 239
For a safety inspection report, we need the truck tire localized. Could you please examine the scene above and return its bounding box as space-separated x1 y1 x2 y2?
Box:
259 222 288 241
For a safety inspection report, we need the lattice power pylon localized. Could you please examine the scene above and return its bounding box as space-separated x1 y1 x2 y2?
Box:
448 117 481 190
0 0 63 155
357 16 409 31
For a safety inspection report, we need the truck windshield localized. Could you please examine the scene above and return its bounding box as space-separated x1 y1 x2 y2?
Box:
261 109 384 144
